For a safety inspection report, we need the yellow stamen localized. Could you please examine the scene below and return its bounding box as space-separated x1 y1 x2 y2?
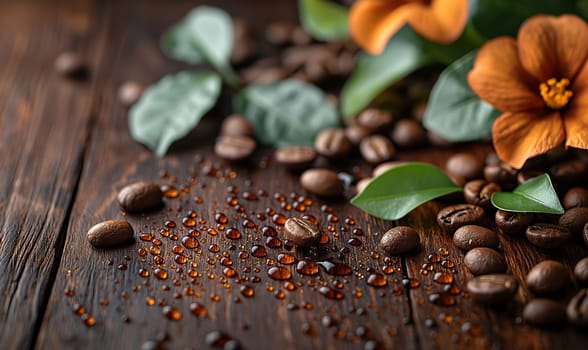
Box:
540 78 573 110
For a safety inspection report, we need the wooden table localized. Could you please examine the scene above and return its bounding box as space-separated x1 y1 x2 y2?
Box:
2 1 587 349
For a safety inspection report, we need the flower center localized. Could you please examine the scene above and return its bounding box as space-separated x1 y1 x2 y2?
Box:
539 78 573 110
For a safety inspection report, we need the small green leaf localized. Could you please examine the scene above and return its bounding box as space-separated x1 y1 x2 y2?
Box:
351 162 462 220
578 0 588 18
491 174 564 214
161 6 239 86
423 51 500 142
129 71 222 156
235 79 340 147
341 27 430 118
298 0 349 41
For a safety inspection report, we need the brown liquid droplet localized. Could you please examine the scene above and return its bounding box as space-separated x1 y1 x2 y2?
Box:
225 228 241 240
190 302 208 317
174 254 188 264
319 232 329 245
444 284 461 295
274 290 286 299
402 278 421 289
164 220 177 228
181 236 199 249
208 244 220 253
428 293 456 306
139 232 154 241
367 273 388 287
438 247 449 256
215 213 228 224
223 267 237 278
82 313 95 327
64 288 75 297
242 191 259 201
272 214 287 225
261 226 277 237
146 297 155 306
182 217 197 228
139 268 150 278
278 253 296 265
345 217 356 225
441 259 455 268
318 261 352 276
382 266 395 274
154 268 168 280
428 253 441 263
284 281 296 291
433 271 453 284
240 285 255 297
161 185 179 198
73 303 86 316
268 266 292 280
163 306 182 321
242 219 256 229
319 286 345 300
347 238 362 246
296 260 319 275
266 236 282 248
251 245 268 258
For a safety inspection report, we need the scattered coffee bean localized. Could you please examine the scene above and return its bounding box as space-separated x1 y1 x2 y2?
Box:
550 159 587 183
355 178 372 194
567 289 588 327
453 225 499 251
427 131 453 148
220 114 254 137
446 153 483 181
574 257 588 285
241 65 290 84
275 145 316 171
483 163 518 190
117 81 144 107
526 260 570 296
344 124 371 145
314 128 353 158
359 135 396 164
463 180 501 210
356 108 393 132
231 19 256 65
379 226 420 255
563 187 588 209
525 223 571 249
291 26 312 46
55 52 88 78
523 299 566 328
516 170 543 184
464 248 507 275
584 223 588 247
214 135 256 161
87 220 134 248
494 210 534 235
265 21 294 46
467 274 518 305
559 207 588 236
372 161 405 178
283 217 321 248
300 168 344 197
390 119 426 148
117 181 163 213
437 204 485 232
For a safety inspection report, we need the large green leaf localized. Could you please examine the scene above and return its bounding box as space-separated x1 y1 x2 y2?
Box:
161 6 239 86
423 51 500 142
129 71 222 156
351 163 462 220
491 174 564 214
298 0 349 41
340 27 430 118
235 79 340 147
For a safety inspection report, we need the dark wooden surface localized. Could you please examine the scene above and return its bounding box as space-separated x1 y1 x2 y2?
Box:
1 1 588 349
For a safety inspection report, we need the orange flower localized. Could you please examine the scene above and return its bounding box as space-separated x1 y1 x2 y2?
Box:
468 14 588 169
349 0 469 54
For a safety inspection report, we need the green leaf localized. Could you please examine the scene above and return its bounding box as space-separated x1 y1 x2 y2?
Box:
491 174 564 214
161 6 239 86
341 27 430 118
578 0 588 18
423 51 500 142
351 162 462 220
235 79 340 147
129 71 222 156
298 0 349 41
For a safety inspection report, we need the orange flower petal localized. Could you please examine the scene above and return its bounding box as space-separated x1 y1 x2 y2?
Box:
492 111 565 169
518 15 588 82
406 0 468 44
565 62 588 150
468 37 543 112
349 0 416 55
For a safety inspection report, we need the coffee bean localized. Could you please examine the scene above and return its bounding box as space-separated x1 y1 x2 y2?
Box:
466 274 518 305
265 21 294 46
584 223 588 247
567 289 588 326
453 225 499 250
214 135 256 161
283 217 321 248
437 204 485 232
574 257 588 285
559 207 588 236
379 226 420 255
550 159 587 183
356 109 393 132
300 168 344 197
463 180 501 210
231 19 256 65
291 26 312 46
87 220 134 248
390 119 426 148
372 161 406 178
355 178 372 194
117 81 144 107
344 124 371 145
314 128 353 158
516 170 543 185
220 114 254 137
483 163 518 190
359 135 396 164
563 187 588 209
526 260 570 296
446 153 483 181
275 145 316 171
523 299 566 328
427 131 453 148
117 181 163 213
241 65 290 84
464 248 507 275
55 52 88 78
494 210 534 235
525 223 571 249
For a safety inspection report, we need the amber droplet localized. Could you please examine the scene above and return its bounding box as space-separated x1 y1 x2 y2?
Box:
251 245 267 258
274 290 286 299
190 302 208 318
284 281 297 291
319 232 329 245
172 245 184 254
438 247 449 256
82 313 96 327
367 273 388 287
215 213 228 224
223 267 237 278
154 268 168 280
433 271 453 285
163 306 182 321
347 238 362 246
146 297 156 306
164 220 177 229
278 253 296 265
268 266 292 280
139 232 154 241
427 253 441 263
265 236 282 248
441 259 455 269
261 226 278 237
428 293 456 306
182 217 197 228
319 286 345 300
382 266 394 275
444 284 461 295
272 214 287 225
174 254 188 264
242 191 259 201
181 236 199 249
161 185 179 198
402 278 421 289
344 217 356 225
296 260 319 276
73 303 86 316
208 244 220 253
64 288 75 297
240 285 255 298
139 268 150 278
318 261 352 276
225 228 241 240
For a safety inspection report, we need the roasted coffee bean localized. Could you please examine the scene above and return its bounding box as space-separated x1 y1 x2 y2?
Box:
463 180 501 210
467 274 518 305
523 299 566 328
516 170 543 185
355 178 372 194
525 223 571 249
231 19 256 65
241 65 290 84
453 225 499 251
314 128 353 158
567 289 588 327
427 131 453 148
275 145 316 171
563 187 588 209
390 119 427 148
265 21 294 46
356 108 393 132
283 217 321 248
55 52 88 78
446 153 483 181
220 114 255 137
379 226 420 255
117 181 163 213
585 223 588 247
214 135 256 161
87 220 134 248
464 248 507 275
495 210 534 235
437 204 485 232
550 159 587 183
359 135 396 164
526 260 570 296
117 81 144 107
483 163 518 190
372 161 406 177
344 124 372 145
300 168 344 197
575 257 588 285
559 207 588 236
291 26 312 46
